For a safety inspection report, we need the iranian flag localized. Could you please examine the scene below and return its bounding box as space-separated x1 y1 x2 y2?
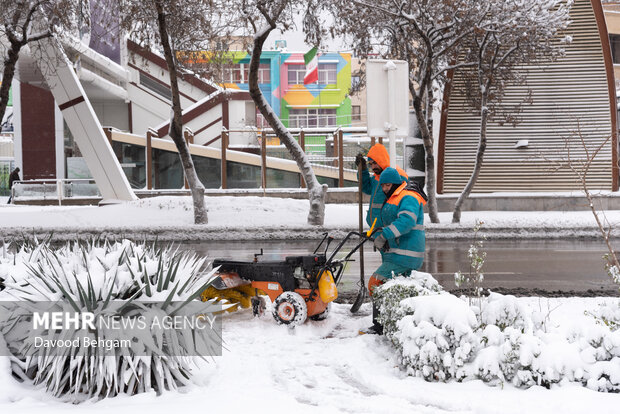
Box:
303 47 318 84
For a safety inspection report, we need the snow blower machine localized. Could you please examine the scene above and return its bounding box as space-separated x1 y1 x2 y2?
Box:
201 228 375 326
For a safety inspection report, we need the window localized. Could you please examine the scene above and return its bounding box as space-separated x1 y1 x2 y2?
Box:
222 64 243 83
139 72 171 100
224 63 270 84
256 110 268 129
318 108 337 126
352 106 361 122
258 64 271 83
288 64 306 85
289 109 305 128
611 34 620 64
351 75 361 90
289 63 337 86
318 63 337 85
289 108 337 128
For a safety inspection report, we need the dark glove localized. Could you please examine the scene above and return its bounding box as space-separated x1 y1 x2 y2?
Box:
355 153 367 169
373 233 388 251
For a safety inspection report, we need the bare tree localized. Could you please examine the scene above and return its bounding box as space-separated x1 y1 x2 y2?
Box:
239 0 328 225
120 0 233 224
333 0 493 223
0 0 79 128
543 122 620 290
451 0 571 223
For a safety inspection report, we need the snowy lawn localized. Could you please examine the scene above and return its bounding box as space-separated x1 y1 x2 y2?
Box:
1 195 620 240
0 300 618 414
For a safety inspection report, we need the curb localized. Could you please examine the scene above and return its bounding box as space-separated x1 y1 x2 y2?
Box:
0 225 612 242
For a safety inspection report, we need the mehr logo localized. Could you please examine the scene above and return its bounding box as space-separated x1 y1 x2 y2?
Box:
32 311 218 330
33 312 96 330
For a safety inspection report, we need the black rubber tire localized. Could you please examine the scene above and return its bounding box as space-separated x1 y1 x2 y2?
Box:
272 292 307 325
309 302 332 321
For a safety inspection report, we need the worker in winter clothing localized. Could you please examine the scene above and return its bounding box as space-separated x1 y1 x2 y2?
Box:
7 167 20 204
365 167 427 335
355 143 408 229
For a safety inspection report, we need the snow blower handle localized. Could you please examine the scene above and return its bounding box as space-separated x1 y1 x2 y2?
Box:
366 218 377 238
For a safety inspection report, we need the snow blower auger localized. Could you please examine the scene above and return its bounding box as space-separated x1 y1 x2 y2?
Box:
203 230 374 326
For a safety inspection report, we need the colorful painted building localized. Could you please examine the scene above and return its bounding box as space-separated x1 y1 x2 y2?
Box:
220 50 352 130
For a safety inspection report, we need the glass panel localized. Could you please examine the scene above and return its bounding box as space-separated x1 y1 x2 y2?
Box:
328 70 337 84
352 106 361 121
139 72 171 100
192 155 221 189
12 182 59 199
266 168 299 188
319 109 337 127
152 149 184 189
288 64 304 84
259 63 270 83
232 65 243 83
317 175 337 187
308 108 318 128
319 64 337 85
611 34 620 64
243 66 249 83
226 161 261 188
0 160 14 196
112 142 145 188
62 181 100 197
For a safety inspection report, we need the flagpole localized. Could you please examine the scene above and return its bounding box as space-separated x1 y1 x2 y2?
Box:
317 50 321 126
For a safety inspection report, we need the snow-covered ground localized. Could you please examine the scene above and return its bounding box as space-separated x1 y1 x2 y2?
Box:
0 301 617 414
1 195 620 240
0 196 618 412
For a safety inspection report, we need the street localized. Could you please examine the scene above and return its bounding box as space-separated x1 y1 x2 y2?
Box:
185 238 618 296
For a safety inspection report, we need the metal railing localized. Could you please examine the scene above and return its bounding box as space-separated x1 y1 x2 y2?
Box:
11 179 101 205
107 126 405 191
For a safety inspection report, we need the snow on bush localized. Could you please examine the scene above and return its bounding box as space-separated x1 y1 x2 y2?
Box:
393 294 478 381
480 292 529 332
376 276 620 392
373 272 443 336
0 239 219 401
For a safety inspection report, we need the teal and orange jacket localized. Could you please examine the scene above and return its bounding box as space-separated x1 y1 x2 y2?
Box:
377 181 426 270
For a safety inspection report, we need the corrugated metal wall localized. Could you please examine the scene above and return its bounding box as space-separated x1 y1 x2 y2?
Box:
439 0 616 193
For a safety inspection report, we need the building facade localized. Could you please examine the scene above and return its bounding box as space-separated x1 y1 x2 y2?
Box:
438 0 618 193
220 50 352 130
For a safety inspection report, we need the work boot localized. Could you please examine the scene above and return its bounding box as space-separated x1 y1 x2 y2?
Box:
360 302 383 335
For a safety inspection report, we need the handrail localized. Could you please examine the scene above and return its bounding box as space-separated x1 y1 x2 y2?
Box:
11 178 100 205
107 128 358 185
103 126 405 190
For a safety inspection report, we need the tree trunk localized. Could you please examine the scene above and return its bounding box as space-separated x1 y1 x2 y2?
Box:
0 43 20 129
155 2 207 224
248 27 326 225
452 93 489 223
412 94 440 223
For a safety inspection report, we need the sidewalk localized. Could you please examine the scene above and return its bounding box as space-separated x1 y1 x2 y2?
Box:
1 195 619 241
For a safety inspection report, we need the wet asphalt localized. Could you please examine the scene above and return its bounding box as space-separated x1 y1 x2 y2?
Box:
183 238 620 297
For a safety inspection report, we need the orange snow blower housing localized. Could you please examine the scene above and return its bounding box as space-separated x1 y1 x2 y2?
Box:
202 230 373 326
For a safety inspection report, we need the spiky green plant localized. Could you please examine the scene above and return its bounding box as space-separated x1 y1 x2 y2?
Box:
0 238 219 401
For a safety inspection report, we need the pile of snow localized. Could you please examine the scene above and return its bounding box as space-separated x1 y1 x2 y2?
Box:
375 276 620 392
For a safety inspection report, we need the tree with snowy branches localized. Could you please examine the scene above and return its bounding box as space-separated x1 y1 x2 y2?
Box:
451 0 572 223
119 0 234 225
238 0 329 226
0 0 80 133
332 0 494 223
